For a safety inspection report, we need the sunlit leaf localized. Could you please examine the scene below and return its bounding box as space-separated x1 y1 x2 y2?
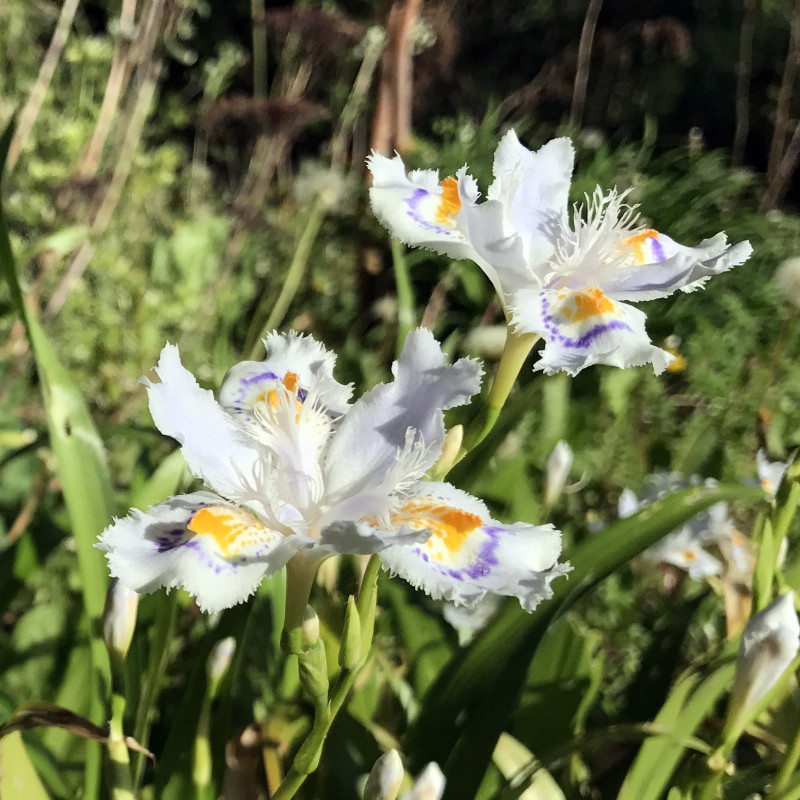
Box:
0 731 49 800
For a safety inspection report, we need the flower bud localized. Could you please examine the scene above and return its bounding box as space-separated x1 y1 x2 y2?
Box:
730 591 800 713
302 605 320 648
339 596 362 670
103 579 139 664
400 763 446 800
429 425 463 478
363 749 404 800
206 636 236 697
544 440 573 508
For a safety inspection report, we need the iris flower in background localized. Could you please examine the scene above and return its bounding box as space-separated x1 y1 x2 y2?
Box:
98 330 568 612
619 473 749 580
757 449 790 497
368 131 752 376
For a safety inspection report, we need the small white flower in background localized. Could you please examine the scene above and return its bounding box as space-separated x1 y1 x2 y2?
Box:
363 750 405 800
102 579 139 661
461 324 509 360
730 591 800 712
757 449 789 497
207 636 236 694
544 440 573 508
98 330 568 613
619 473 740 580
400 763 446 800
368 131 751 376
774 256 800 307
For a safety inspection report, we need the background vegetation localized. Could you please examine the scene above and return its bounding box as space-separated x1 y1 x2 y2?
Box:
3 0 800 798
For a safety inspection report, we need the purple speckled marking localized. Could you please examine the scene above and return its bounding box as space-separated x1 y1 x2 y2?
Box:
405 188 455 237
155 526 190 553
540 293 631 350
231 370 308 411
464 525 501 580
417 524 502 584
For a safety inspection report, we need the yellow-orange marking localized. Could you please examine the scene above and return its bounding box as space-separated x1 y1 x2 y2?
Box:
560 287 617 323
393 500 482 562
620 228 659 264
257 371 303 420
283 371 299 392
188 507 240 556
680 549 698 562
435 177 461 227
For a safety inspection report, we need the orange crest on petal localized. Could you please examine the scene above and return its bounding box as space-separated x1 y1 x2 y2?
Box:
187 506 264 558
435 177 461 227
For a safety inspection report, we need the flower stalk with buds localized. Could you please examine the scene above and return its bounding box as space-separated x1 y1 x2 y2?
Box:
102 580 140 800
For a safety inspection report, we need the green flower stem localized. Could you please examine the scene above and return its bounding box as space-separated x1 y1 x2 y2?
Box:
107 689 134 800
271 555 381 800
282 556 322 655
461 330 539 455
133 591 179 792
391 238 415 357
773 721 800 795
700 652 800 800
247 197 328 359
192 693 213 800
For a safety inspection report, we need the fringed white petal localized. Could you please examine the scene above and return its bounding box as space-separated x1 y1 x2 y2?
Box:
96 493 309 613
378 482 568 611
512 287 674 376
218 332 352 513
219 330 352 418
367 152 481 263
144 345 262 502
323 328 482 513
599 233 753 301
488 132 574 273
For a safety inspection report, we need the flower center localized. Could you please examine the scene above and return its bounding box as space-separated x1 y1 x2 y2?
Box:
548 187 644 284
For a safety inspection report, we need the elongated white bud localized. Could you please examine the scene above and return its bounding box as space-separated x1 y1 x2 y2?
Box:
207 636 236 696
364 749 404 800
544 440 573 508
400 763 446 800
731 591 800 712
103 579 139 662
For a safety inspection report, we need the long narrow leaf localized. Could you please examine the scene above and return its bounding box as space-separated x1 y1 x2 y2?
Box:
618 661 736 800
0 116 115 798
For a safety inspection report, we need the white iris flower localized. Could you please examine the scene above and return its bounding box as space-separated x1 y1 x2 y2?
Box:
97 330 568 613
619 473 742 580
368 131 752 376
